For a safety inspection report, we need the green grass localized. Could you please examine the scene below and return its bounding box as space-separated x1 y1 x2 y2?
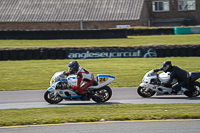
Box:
0 34 200 49
0 57 199 91
0 104 200 126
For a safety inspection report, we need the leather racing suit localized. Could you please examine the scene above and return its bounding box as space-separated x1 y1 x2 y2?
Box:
163 65 190 92
69 66 94 94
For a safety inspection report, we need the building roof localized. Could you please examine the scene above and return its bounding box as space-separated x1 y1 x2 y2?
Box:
0 0 144 22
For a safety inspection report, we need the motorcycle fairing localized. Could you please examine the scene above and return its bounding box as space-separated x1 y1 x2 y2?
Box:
48 72 115 99
89 74 115 89
141 69 185 95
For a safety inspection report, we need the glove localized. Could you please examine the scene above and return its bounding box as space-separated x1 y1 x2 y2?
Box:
153 69 161 72
63 71 70 76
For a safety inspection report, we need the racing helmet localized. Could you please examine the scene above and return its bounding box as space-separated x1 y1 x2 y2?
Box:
68 61 79 74
162 61 172 72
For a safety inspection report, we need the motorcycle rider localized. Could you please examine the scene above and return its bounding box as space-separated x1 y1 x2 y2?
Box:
154 61 190 94
64 61 94 99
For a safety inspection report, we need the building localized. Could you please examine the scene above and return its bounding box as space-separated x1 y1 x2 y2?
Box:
0 0 199 30
0 0 149 30
147 0 200 26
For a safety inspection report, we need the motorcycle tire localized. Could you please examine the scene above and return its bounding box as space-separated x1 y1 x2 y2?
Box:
92 86 112 103
44 91 63 104
184 85 200 98
137 86 156 98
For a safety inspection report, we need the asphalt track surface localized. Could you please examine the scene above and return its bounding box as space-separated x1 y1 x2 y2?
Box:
1 87 200 133
0 120 200 133
0 87 200 109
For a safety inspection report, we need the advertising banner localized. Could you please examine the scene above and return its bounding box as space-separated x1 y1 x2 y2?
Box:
1 45 199 61
66 48 157 59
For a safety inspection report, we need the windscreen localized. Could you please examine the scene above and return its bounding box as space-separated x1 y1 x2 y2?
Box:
50 71 66 85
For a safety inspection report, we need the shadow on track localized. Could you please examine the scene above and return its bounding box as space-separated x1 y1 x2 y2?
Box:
47 102 122 106
150 97 200 100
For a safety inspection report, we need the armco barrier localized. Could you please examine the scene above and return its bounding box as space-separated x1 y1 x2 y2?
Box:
127 28 174 36
0 29 127 39
0 45 199 60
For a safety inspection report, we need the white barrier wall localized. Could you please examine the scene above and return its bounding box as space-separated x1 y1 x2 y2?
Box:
190 27 200 34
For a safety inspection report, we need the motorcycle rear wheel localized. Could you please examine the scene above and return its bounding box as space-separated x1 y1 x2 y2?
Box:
92 86 112 103
44 91 63 104
137 86 156 98
184 85 200 98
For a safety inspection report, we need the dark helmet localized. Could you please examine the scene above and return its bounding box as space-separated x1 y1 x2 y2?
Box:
162 61 172 72
68 61 79 74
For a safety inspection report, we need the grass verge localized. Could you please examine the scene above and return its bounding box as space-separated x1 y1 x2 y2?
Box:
1 34 200 49
0 57 199 91
0 104 200 127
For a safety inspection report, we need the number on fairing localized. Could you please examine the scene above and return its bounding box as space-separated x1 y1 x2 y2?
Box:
50 79 55 85
99 77 108 83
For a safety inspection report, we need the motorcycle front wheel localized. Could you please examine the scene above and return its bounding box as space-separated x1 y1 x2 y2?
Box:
92 86 112 103
137 86 156 98
44 91 63 104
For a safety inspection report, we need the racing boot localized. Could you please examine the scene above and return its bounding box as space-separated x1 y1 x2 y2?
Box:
81 93 90 101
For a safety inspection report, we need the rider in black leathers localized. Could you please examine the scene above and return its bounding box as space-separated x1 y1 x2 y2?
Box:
154 61 190 94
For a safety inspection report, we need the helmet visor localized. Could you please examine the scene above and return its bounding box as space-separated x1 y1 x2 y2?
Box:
68 67 73 72
162 65 169 72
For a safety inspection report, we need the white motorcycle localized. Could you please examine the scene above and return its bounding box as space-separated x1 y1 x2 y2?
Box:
137 69 200 98
44 71 115 104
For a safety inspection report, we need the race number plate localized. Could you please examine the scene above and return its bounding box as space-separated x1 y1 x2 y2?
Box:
50 79 55 85
99 77 108 83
